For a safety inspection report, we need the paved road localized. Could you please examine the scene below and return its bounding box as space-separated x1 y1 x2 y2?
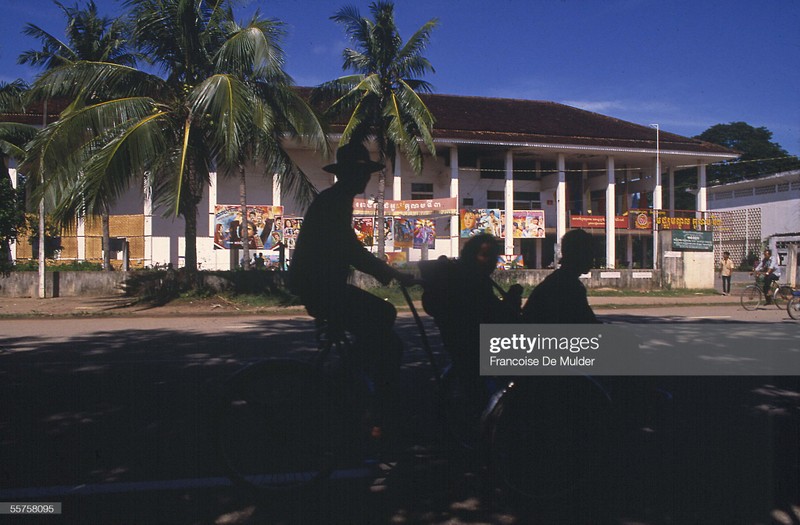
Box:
0 312 798 524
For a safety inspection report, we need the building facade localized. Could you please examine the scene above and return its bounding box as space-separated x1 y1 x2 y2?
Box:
707 170 800 279
8 93 739 271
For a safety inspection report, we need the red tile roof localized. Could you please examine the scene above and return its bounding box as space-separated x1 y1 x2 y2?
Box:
1 91 737 157
419 93 735 155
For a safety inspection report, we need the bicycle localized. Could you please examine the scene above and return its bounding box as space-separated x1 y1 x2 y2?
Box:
212 281 482 494
212 281 669 504
787 289 800 320
739 273 793 311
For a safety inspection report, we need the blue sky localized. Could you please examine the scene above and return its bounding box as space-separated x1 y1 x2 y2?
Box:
2 0 799 155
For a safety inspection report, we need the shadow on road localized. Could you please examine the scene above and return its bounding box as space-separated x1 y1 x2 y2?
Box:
0 318 798 524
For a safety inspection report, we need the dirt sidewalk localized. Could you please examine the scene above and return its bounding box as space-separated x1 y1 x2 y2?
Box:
0 291 741 318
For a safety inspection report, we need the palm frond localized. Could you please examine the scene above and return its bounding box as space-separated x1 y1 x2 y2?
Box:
189 73 254 168
30 61 167 103
216 15 287 80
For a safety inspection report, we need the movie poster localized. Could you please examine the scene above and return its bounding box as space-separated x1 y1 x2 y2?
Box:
512 210 546 238
497 254 525 270
393 217 414 248
282 217 303 249
353 217 375 246
214 205 283 250
460 209 504 238
412 219 436 249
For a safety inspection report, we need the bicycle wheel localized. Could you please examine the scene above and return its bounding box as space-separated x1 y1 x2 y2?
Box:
214 359 346 492
773 285 793 309
740 285 763 311
788 295 800 321
484 376 613 502
437 366 498 451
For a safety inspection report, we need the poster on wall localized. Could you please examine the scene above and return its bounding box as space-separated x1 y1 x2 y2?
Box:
497 254 525 270
214 205 283 250
413 219 436 249
512 210 546 238
460 209 505 238
353 217 375 247
393 218 414 248
282 217 303 249
386 252 408 267
382 217 394 251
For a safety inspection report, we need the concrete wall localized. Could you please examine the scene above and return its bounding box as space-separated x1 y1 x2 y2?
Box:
0 272 127 298
353 267 665 291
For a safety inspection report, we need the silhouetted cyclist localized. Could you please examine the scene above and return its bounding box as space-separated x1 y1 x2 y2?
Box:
289 142 411 435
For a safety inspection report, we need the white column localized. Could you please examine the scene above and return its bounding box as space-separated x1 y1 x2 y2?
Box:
272 173 282 208
393 148 402 200
208 171 217 236
504 150 515 256
556 154 567 243
605 156 616 268
77 218 86 261
653 157 662 270
143 173 154 267
9 169 17 262
450 147 460 258
697 162 707 212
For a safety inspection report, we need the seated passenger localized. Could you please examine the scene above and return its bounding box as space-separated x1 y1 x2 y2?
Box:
522 228 599 324
422 233 522 379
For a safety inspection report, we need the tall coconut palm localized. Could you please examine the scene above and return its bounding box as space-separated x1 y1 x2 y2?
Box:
24 0 326 273
313 1 438 257
194 13 329 269
19 0 136 271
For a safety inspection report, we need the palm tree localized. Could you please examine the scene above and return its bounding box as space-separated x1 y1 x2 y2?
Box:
0 80 38 273
313 1 438 257
195 13 329 269
19 0 136 271
24 0 326 273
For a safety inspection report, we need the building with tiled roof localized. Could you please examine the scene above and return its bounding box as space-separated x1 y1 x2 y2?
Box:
6 92 739 276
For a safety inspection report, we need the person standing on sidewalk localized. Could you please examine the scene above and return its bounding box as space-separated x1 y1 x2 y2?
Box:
720 251 735 295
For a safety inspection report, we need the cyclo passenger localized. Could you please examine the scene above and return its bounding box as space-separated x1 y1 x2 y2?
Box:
421 233 522 389
289 142 411 437
752 248 781 304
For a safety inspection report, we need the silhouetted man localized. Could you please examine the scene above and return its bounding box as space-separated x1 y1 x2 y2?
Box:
289 142 409 431
522 228 599 323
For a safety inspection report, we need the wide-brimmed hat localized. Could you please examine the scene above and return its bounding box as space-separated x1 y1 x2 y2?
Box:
323 143 384 175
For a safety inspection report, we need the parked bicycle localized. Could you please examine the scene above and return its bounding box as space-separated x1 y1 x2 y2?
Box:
787 289 800 320
740 273 793 311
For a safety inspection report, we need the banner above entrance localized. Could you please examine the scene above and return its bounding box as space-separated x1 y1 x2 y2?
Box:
353 197 458 217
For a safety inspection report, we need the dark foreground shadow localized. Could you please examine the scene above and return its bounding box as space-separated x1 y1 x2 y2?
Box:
0 318 798 524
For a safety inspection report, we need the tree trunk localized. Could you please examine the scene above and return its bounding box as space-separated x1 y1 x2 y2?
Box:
239 165 250 270
101 203 111 271
181 166 204 273
183 203 198 272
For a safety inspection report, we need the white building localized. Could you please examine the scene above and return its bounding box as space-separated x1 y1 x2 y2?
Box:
8 92 739 271
707 170 800 278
